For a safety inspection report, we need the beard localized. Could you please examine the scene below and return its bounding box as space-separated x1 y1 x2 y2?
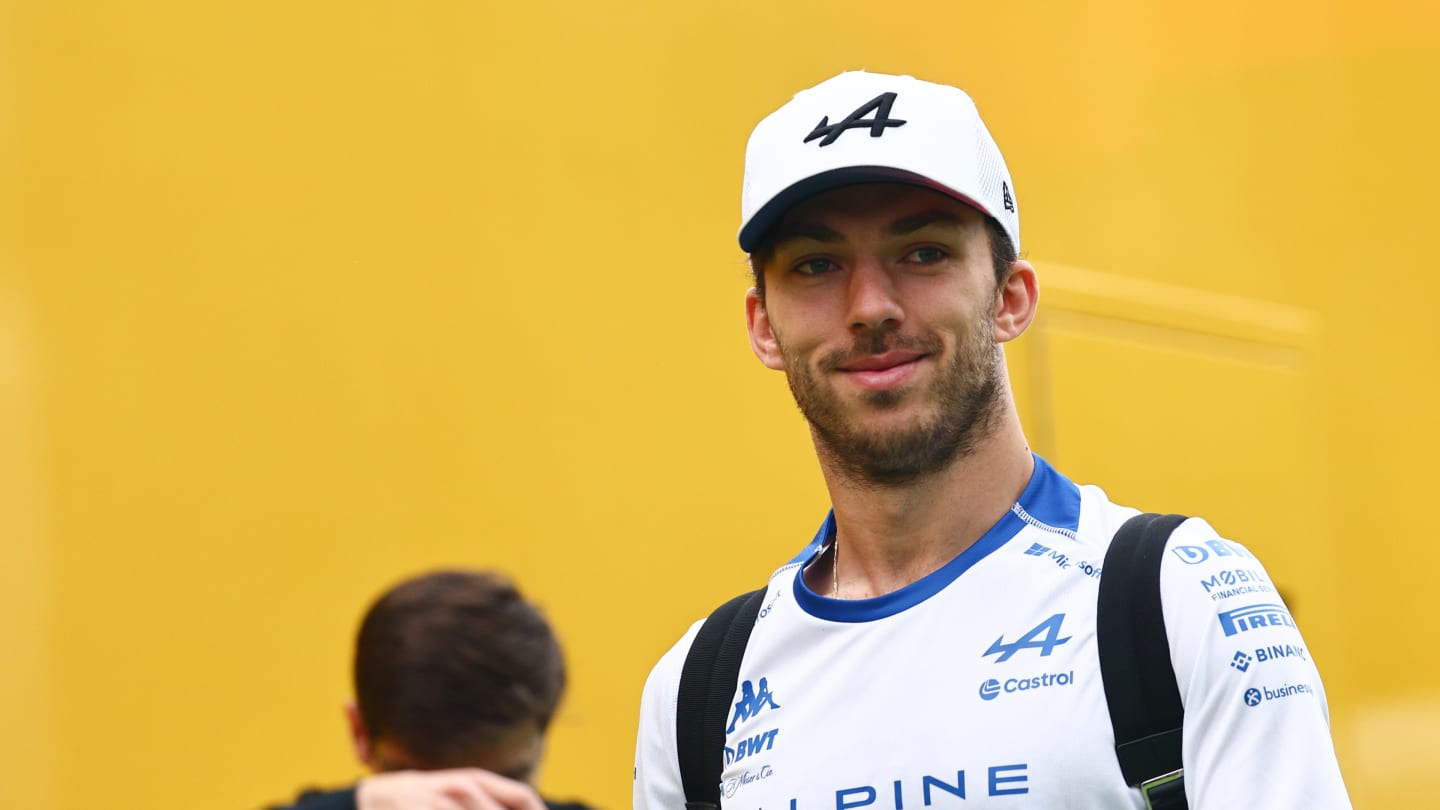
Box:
779 315 1004 489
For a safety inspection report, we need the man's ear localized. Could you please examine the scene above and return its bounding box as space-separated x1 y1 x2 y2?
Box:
993 260 1039 343
345 701 377 770
746 288 785 370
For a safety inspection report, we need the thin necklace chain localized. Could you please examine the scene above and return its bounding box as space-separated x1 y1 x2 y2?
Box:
832 538 839 598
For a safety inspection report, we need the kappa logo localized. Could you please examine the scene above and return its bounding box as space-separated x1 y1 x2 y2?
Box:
984 614 1072 662
726 677 781 733
804 92 907 147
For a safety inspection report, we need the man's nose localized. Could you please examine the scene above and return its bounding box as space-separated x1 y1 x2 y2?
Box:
846 257 903 334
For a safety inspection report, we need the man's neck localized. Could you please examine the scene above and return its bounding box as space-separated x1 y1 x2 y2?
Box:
810 413 1035 600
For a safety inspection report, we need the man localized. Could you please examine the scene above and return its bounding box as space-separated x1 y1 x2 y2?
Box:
269 569 594 810
632 71 1350 808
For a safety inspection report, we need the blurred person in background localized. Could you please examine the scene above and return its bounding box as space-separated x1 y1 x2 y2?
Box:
267 569 595 810
633 70 1351 809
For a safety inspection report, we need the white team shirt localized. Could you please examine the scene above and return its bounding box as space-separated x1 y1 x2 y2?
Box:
634 455 1351 809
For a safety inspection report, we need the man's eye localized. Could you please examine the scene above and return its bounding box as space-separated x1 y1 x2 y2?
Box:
905 247 947 264
794 258 837 276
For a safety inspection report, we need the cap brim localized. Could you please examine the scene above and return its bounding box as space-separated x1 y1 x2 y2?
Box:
737 166 995 253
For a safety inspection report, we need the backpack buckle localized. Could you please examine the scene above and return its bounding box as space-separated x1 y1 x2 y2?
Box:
1140 769 1186 809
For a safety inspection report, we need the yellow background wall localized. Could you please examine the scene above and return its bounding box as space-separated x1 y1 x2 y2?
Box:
3 1 1437 808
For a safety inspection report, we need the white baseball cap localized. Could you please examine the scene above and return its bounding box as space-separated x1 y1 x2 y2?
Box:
738 71 1019 255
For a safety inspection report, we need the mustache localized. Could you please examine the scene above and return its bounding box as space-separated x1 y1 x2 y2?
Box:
817 331 944 372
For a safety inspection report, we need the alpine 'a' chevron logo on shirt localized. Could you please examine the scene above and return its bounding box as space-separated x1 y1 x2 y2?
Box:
984 614 1072 662
727 677 781 733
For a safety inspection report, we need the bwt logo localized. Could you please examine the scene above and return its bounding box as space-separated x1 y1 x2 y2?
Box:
723 729 779 766
1217 603 1297 637
1172 539 1257 565
727 677 781 733
978 671 1074 702
984 614 1071 662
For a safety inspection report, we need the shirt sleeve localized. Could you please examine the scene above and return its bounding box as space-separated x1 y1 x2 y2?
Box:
634 622 703 810
1161 518 1352 808
263 786 359 810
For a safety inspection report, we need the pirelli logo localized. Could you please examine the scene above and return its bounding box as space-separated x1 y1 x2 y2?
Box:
1217 603 1297 637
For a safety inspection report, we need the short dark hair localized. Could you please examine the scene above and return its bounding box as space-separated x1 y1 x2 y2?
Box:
352 569 566 768
748 214 1017 302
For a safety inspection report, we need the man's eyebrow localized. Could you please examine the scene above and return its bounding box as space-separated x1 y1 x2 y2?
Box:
887 209 969 236
765 221 845 251
760 210 968 256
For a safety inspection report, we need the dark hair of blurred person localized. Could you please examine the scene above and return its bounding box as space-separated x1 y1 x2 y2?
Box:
266 569 595 810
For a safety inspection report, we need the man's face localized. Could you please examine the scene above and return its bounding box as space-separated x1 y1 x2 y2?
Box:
746 184 1007 486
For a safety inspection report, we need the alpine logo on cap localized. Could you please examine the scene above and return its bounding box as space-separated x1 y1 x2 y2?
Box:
803 92 907 147
1002 181 1015 213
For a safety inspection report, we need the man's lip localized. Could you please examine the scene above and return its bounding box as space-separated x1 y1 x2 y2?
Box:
836 353 927 392
837 351 925 372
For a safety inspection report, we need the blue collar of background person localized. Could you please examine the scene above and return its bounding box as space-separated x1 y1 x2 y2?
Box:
738 70 1019 257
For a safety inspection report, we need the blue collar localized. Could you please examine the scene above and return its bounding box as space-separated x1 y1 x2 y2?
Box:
789 454 1081 622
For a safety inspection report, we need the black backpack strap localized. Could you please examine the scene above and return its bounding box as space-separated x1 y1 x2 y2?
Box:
1098 513 1190 810
675 587 767 810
